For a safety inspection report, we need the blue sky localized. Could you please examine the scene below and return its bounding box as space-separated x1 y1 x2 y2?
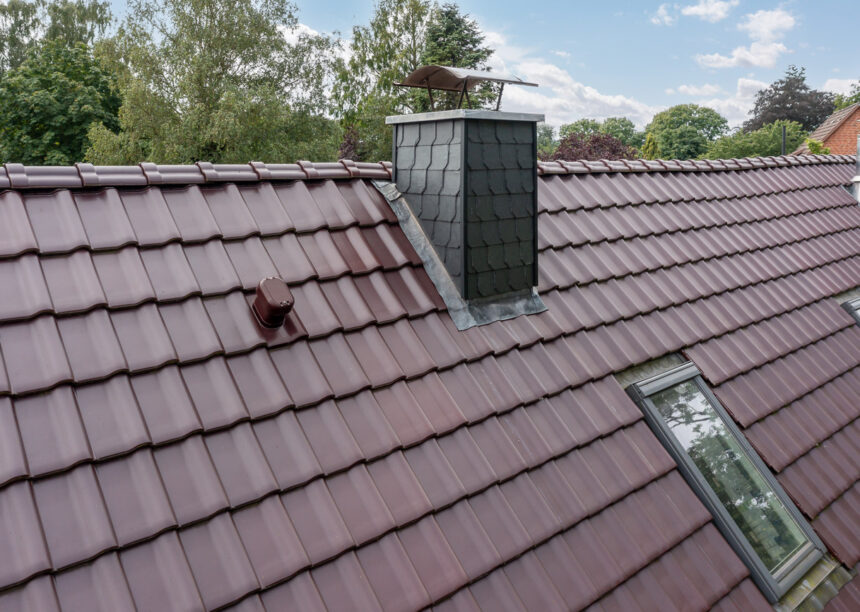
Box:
111 0 859 129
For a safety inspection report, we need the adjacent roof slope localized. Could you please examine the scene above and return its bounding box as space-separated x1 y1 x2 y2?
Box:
0 154 857 611
794 103 860 154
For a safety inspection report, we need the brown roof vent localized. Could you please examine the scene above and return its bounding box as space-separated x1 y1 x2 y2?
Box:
252 277 294 327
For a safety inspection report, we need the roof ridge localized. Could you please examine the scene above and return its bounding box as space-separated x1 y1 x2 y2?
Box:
0 154 854 189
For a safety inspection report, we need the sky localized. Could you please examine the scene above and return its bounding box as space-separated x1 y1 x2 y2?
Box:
111 0 859 130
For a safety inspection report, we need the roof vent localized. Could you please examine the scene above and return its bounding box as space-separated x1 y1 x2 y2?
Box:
252 277 294 328
378 67 545 329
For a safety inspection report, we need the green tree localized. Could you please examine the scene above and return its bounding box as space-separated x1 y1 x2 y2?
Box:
644 104 728 159
559 116 644 149
641 132 661 159
744 66 834 132
537 123 557 160
0 0 111 75
87 0 340 164
706 120 805 159
0 39 120 164
833 81 860 110
559 118 600 140
804 139 830 155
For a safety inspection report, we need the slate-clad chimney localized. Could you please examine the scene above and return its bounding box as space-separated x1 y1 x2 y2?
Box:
387 109 543 301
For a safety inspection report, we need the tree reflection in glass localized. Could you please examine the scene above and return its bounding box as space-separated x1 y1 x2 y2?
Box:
651 380 808 574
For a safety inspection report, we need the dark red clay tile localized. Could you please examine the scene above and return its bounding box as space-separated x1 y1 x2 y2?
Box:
504 552 569 612
23 190 88 253
308 334 370 397
53 552 135 612
288 280 341 339
330 226 381 274
161 185 221 242
306 180 357 229
499 473 561 545
270 340 332 408
95 449 176 546
262 233 316 284
436 501 502 580
319 276 375 331
223 237 279 290
345 326 405 388
328 464 396 546
469 417 527 482
398 516 469 601
296 400 363 474
129 366 201 444
153 436 229 525
91 247 155 307
236 182 293 235
178 513 259 610
32 465 116 569
273 181 326 233
432 587 482 612
0 398 27 485
253 411 322 490
120 531 205 612
0 191 38 257
205 423 278 506
367 451 433 527
405 439 467 510
534 533 598 610
233 496 308 588
382 268 439 317
468 486 532 562
74 189 136 250
281 479 354 564
409 314 467 370
157 298 222 363
312 552 384 612
0 481 52 586
354 272 408 323
437 364 496 424
75 376 148 460
226 349 291 419
437 428 497 493
57 309 126 382
260 571 327 612
183 240 242 294
0 316 72 394
14 387 90 476
467 356 526 414
0 254 52 321
529 461 588 528
372 381 435 448
499 407 554 466
337 179 395 225
139 243 199 301
357 533 432 612
406 373 467 435
41 251 106 314
180 357 247 430
337 391 401 460
468 569 527 612
201 184 259 239
119 187 181 246
362 224 420 268
297 231 350 280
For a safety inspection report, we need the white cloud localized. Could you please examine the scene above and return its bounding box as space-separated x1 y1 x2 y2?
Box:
651 4 677 26
670 83 724 96
484 30 659 128
696 8 795 68
738 9 796 42
681 0 739 23
697 77 767 125
822 78 859 95
551 50 572 59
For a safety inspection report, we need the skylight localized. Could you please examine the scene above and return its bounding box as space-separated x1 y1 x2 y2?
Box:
626 362 825 602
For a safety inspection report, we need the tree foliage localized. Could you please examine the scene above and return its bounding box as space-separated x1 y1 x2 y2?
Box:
551 131 637 162
833 81 860 110
0 39 119 164
744 66 835 132
705 120 805 159
87 0 340 164
804 138 830 155
559 116 644 149
644 104 728 159
536 123 557 160
0 0 111 75
641 132 661 159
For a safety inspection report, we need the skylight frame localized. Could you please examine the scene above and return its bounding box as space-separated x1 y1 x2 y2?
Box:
841 297 860 325
626 362 825 603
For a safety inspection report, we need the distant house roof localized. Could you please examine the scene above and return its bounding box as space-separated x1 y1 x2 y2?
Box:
0 154 857 611
794 103 860 154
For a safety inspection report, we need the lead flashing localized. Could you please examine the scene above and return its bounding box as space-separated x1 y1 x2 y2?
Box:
386 109 545 125
372 180 546 330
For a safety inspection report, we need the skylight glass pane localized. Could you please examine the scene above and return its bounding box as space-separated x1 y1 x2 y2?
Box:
651 379 809 574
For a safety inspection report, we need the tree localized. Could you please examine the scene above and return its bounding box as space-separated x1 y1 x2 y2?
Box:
536 123 557 160
644 104 728 159
641 132 661 159
0 40 119 164
744 66 835 132
559 116 644 149
833 81 860 110
0 0 111 75
551 132 637 162
705 120 805 159
86 0 340 164
804 139 830 155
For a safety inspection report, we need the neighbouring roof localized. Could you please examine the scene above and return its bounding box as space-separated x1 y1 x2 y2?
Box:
0 154 857 611
794 103 860 154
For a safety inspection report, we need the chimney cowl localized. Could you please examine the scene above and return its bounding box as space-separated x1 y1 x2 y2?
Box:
253 277 294 328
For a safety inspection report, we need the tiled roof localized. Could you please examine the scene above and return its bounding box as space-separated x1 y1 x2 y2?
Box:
794 104 860 154
0 154 857 611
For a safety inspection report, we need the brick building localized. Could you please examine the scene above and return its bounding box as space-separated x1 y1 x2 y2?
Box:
794 103 860 155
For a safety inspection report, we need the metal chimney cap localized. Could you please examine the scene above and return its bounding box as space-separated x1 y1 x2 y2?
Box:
395 65 538 93
253 277 294 328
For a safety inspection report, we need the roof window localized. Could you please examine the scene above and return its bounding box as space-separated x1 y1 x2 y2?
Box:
626 362 825 602
841 297 860 325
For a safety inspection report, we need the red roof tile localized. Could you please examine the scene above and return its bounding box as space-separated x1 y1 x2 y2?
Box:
0 155 856 610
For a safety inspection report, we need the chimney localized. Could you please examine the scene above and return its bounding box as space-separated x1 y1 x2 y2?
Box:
387 109 543 303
